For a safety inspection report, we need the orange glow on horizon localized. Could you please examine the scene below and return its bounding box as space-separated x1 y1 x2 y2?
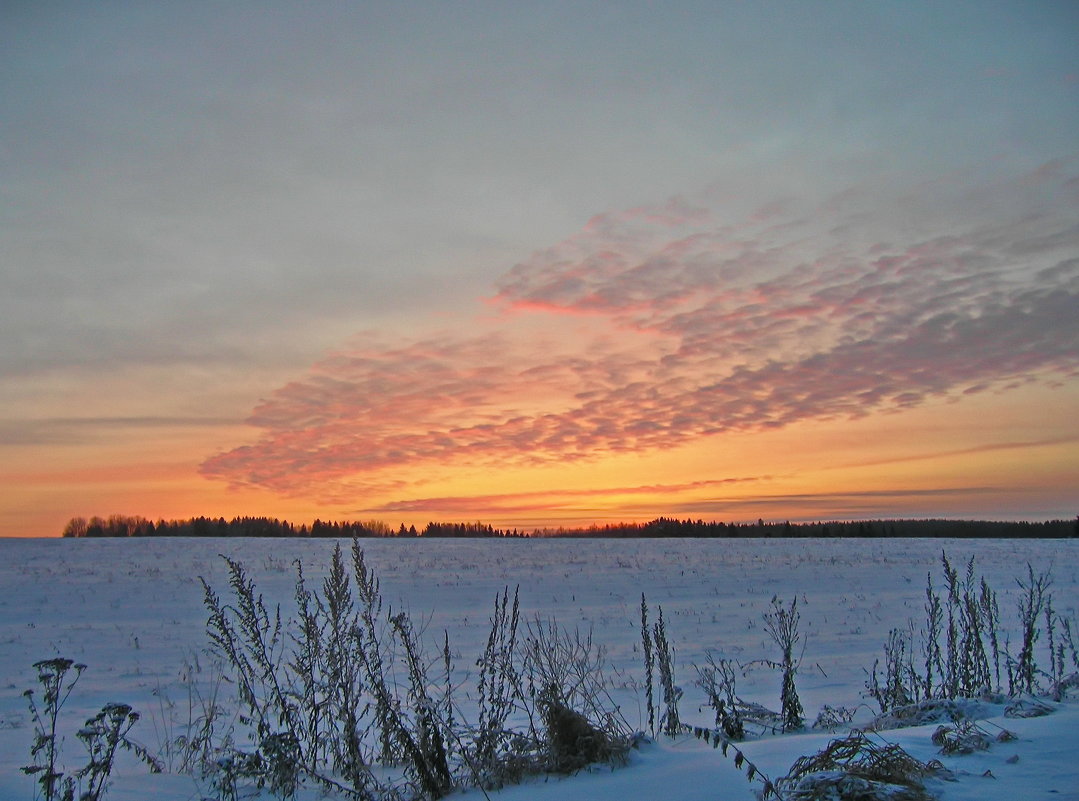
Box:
3 374 1075 539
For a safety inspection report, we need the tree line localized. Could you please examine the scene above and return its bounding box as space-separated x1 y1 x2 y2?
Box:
60 513 1077 538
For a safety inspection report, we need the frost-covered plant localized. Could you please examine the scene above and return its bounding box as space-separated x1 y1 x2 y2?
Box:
639 594 656 738
1015 564 1051 694
387 612 454 800
866 627 915 714
21 658 159 801
763 596 804 732
922 570 943 700
980 576 1002 693
1061 615 1079 673
200 557 307 797
523 617 632 751
201 543 634 800
22 658 83 801
309 548 364 780
470 611 635 783
957 557 992 695
75 702 154 801
639 595 679 737
938 552 994 698
472 586 523 782
695 653 745 740
201 543 385 799
651 604 681 736
866 553 1057 714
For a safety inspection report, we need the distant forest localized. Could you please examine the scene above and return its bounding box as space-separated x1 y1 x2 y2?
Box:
61 514 1077 539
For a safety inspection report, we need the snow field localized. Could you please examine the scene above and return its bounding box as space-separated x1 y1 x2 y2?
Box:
1 536 1076 799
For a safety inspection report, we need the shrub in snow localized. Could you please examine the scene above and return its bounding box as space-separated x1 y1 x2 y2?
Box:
868 698 981 731
199 539 634 800
539 692 623 773
866 553 1066 714
777 732 944 801
1003 695 1055 719
782 771 932 801
929 717 1017 756
811 705 857 732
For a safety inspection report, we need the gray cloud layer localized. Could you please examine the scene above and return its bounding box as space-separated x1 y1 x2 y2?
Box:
4 2 1077 382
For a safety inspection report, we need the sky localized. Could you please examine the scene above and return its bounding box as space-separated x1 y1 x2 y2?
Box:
2 1 1078 537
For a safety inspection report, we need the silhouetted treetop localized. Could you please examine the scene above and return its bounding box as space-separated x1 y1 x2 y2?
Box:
60 514 1075 539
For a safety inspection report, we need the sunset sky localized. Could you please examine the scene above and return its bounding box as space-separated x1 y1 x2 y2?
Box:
2 1 1077 537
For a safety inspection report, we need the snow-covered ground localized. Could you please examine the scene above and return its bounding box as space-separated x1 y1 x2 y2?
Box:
1 536 1076 800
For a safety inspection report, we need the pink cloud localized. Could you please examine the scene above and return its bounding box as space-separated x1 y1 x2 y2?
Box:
201 164 1079 502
